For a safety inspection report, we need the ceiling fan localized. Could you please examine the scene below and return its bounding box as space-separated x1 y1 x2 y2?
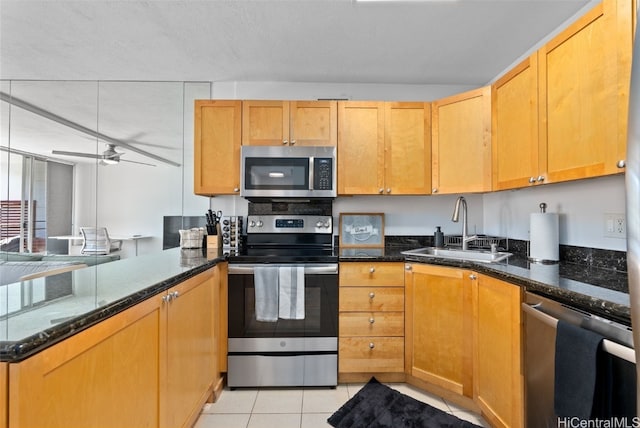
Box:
52 144 156 167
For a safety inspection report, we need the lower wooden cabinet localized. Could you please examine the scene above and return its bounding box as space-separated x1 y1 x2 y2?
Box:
405 263 473 397
473 274 523 428
338 262 405 381
163 268 218 428
7 266 222 428
405 264 524 426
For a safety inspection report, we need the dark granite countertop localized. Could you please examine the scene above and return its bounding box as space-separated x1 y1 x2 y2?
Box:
0 248 225 363
339 244 631 326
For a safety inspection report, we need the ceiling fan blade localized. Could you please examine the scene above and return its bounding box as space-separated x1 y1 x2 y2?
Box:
52 150 101 159
119 159 157 167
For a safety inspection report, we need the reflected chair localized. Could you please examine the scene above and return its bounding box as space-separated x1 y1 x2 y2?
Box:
80 227 123 255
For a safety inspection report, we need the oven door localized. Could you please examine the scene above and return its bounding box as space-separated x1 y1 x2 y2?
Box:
228 263 338 340
227 263 338 387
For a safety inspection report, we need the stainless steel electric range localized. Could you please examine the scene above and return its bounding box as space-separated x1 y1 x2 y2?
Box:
227 202 338 388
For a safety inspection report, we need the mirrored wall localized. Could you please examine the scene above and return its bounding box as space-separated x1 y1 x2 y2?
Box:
0 80 212 261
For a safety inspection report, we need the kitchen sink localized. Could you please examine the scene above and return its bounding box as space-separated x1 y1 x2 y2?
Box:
401 247 512 263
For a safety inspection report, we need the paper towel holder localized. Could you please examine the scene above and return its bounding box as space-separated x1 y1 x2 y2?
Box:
528 201 560 264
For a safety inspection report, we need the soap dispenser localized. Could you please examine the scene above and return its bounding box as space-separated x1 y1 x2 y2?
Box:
434 226 444 248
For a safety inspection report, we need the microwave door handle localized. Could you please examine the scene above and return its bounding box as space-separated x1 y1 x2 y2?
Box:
309 157 314 191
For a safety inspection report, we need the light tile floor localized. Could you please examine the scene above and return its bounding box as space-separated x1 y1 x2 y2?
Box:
195 383 490 428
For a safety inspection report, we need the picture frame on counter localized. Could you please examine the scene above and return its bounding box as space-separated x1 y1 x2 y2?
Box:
339 213 385 248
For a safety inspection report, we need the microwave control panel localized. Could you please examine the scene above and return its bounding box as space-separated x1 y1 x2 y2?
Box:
313 158 333 190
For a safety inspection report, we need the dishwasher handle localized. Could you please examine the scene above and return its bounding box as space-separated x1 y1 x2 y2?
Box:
522 302 636 364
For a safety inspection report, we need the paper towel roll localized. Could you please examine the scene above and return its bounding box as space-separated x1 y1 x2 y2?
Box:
530 212 559 262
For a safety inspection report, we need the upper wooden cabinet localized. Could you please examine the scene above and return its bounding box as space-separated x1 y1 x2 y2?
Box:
385 102 432 195
242 100 337 146
194 100 242 196
492 55 540 191
538 0 634 183
432 87 492 194
337 101 385 195
492 0 635 191
338 101 431 196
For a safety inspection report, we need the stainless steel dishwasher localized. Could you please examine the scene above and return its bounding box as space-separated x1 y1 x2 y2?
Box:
523 291 636 427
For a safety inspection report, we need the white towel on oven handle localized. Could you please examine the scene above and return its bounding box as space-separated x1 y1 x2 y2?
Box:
254 266 279 322
278 266 305 320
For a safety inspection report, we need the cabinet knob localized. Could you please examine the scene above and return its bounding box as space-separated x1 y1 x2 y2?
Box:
290 140 296 146
529 177 536 184
537 175 545 183
378 188 384 194
283 140 288 145
432 188 438 193
369 342 375 350
369 317 375 324
369 267 375 273
386 188 391 193
405 264 412 271
171 291 179 299
233 187 239 193
162 294 171 303
369 292 375 299
469 274 477 280
617 160 626 168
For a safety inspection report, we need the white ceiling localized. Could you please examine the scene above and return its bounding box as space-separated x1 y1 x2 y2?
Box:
0 0 595 166
1 0 593 85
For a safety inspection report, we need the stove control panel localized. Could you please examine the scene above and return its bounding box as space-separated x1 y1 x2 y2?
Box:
247 215 332 234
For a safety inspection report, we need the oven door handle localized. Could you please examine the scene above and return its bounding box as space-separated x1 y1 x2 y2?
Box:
228 264 338 275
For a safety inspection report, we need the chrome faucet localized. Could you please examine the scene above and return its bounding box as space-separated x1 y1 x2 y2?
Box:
451 196 477 250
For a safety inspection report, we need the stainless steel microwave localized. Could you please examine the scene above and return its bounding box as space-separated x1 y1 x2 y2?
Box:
241 146 336 199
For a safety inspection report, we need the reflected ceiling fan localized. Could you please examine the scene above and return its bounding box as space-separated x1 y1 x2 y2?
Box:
52 144 156 167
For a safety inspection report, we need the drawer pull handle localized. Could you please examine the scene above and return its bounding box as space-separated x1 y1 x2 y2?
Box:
369 292 375 299
369 317 375 324
369 342 375 350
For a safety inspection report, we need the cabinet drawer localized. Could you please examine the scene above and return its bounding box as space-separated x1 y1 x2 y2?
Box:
339 287 404 312
340 262 405 287
339 337 405 373
339 312 404 337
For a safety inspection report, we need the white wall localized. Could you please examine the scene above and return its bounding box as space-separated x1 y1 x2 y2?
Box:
483 174 627 252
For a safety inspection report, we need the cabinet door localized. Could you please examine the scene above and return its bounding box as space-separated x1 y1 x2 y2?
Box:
290 101 337 146
473 274 523 428
0 363 6 428
194 100 242 195
538 0 630 183
242 100 289 146
405 264 473 397
9 298 162 428
162 269 216 428
492 55 540 190
337 101 385 195
432 86 492 194
385 102 432 195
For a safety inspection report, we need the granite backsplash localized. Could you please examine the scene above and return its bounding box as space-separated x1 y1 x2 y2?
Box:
360 235 629 293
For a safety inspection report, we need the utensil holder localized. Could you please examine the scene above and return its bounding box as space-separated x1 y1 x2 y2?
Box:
207 234 222 249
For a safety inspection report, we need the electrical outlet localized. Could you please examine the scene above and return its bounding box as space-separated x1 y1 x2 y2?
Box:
604 213 626 238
